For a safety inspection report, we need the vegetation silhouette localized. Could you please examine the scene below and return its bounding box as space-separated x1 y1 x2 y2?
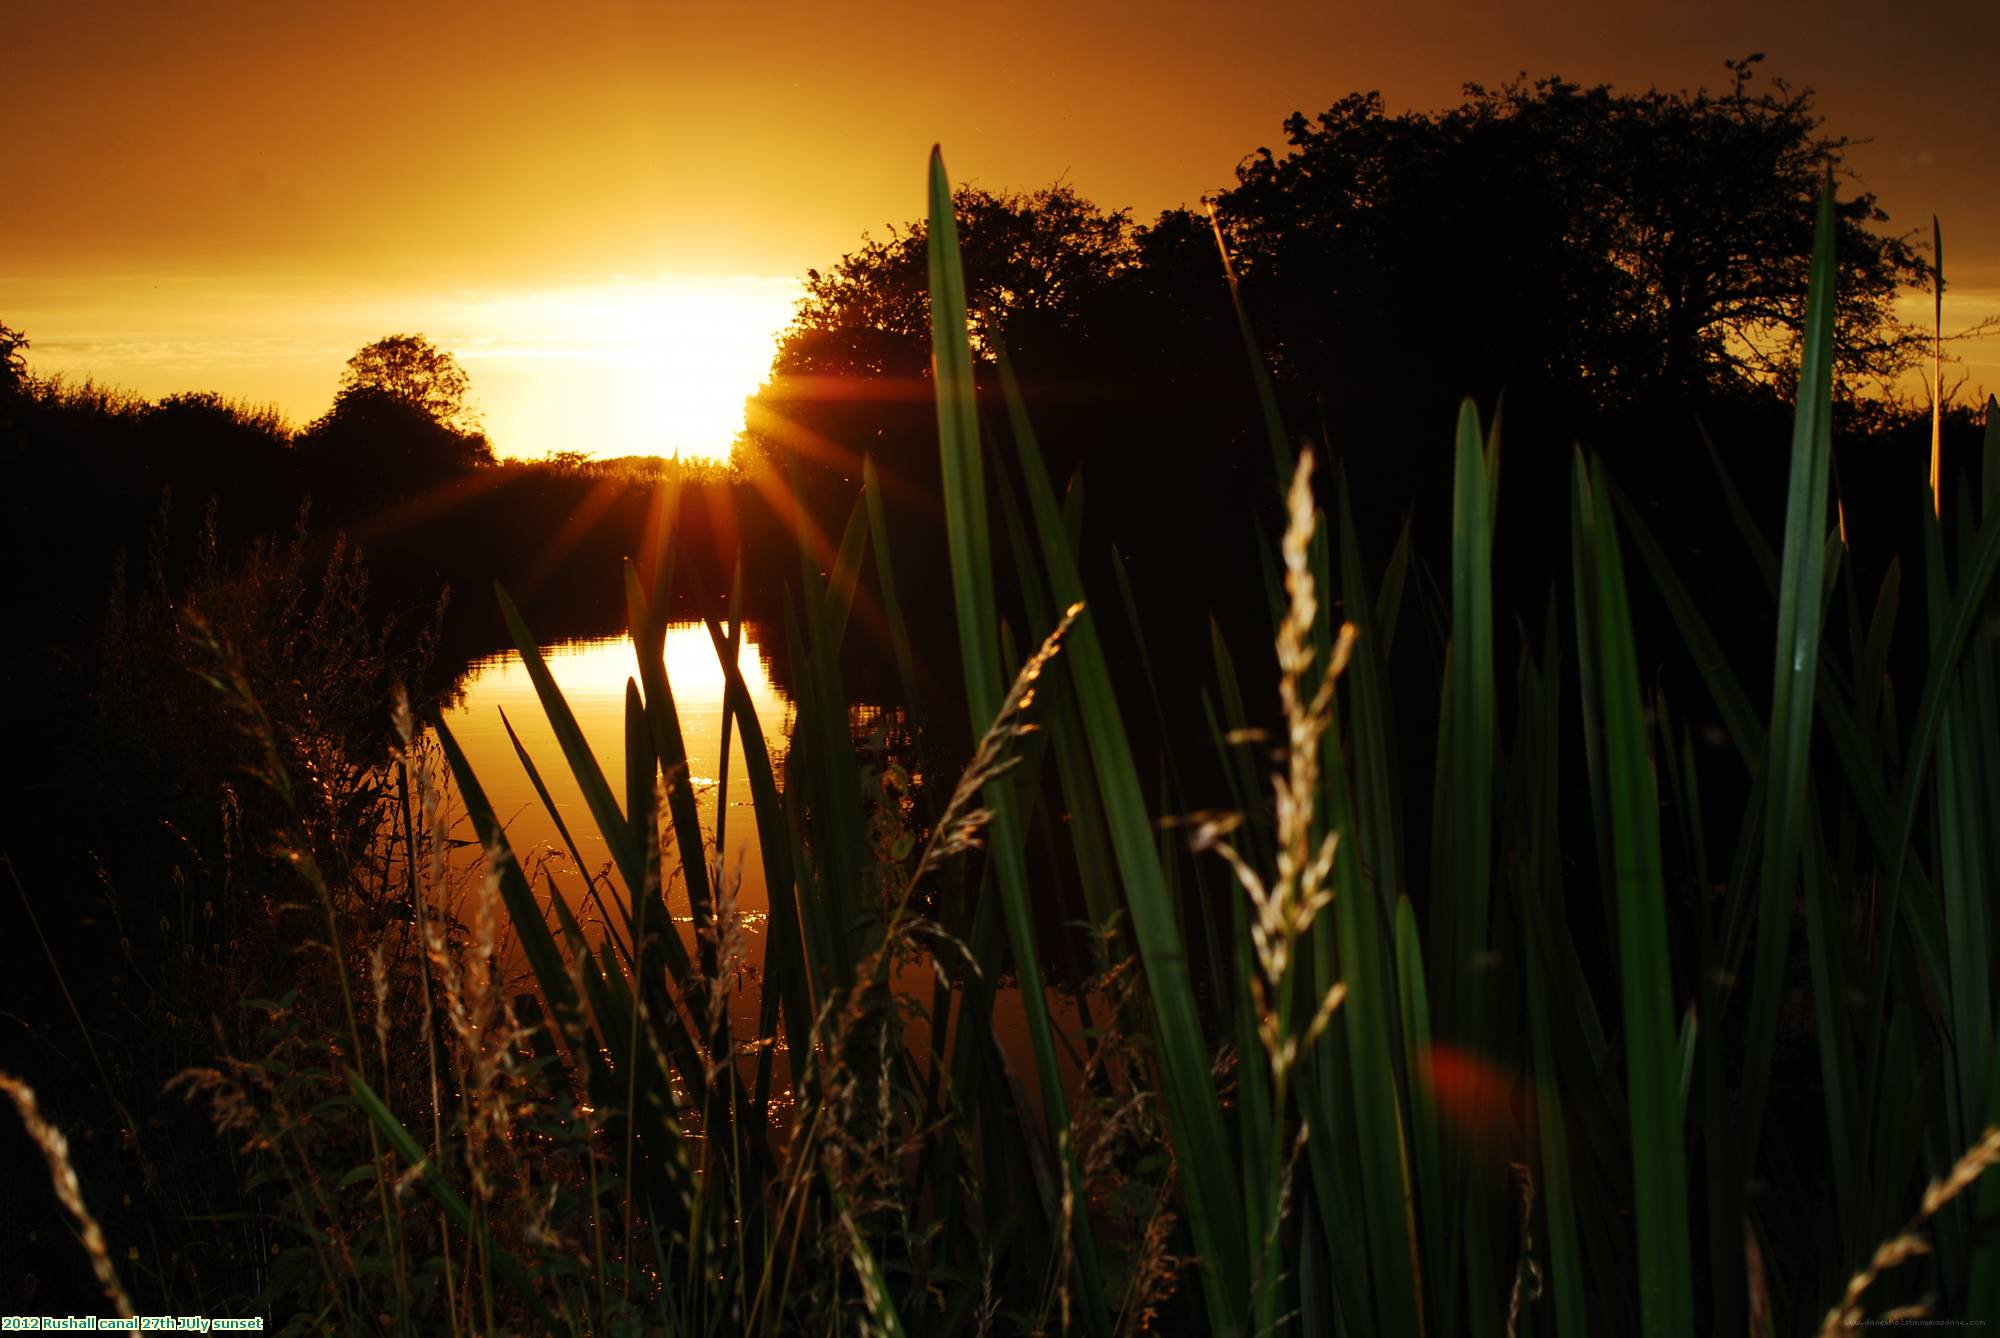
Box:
6 61 2000 1331
743 58 1960 630
297 335 493 506
335 333 484 437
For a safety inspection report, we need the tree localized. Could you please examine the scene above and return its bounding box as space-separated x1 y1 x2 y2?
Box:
297 386 493 498
743 65 1935 606
741 182 1266 609
300 335 493 498
769 183 1138 384
0 319 28 396
337 333 479 435
742 183 1146 518
1218 58 1928 418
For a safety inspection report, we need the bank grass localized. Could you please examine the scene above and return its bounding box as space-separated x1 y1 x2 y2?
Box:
24 157 2000 1334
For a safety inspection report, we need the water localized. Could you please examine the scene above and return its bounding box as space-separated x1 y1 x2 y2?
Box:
441 622 1085 1117
443 623 790 927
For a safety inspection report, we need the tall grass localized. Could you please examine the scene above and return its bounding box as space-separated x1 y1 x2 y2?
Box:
36 158 1999 1334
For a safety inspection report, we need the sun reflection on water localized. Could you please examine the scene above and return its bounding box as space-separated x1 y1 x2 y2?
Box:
442 622 790 909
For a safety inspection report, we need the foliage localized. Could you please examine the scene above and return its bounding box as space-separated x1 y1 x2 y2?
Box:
0 318 28 392
144 390 291 440
0 319 28 450
298 386 494 486
338 333 480 435
776 183 1137 381
743 61 1940 628
0 499 449 1312
15 151 2000 1337
1222 57 1928 414
295 335 493 485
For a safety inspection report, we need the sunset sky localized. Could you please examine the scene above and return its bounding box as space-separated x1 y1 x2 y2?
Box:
8 0 1998 461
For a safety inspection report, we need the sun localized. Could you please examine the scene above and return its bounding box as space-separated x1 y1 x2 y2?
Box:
457 275 801 464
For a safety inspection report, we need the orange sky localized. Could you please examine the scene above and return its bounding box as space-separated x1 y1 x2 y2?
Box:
7 0 1997 459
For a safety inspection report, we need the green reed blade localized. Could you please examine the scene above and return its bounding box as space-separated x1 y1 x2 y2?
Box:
1700 424 1780 596
862 454 927 743
989 357 1251 1332
1523 908 1591 1338
1930 492 1989 1166
625 562 719 962
927 146 1111 1337
481 594 714 1113
1432 399 1500 1336
1741 180 1840 1166
778 594 856 982
434 712 584 1035
1324 710 1428 1337
544 875 623 1058
1570 453 1617 945
439 706 705 1245
1576 456 1695 1336
1606 479 1762 766
1514 628 1589 1338
995 461 1120 940
1396 896 1446 1320
1109 543 1227 986
624 678 662 965
500 706 633 969
1799 799 1860 1253
1207 623 1276 877
1858 560 1902 727
834 1190 909 1338
685 566 815 1088
825 488 870 649
1205 200 1292 484
495 584 652 932
1526 927 1588 1338
1337 468 1405 922
1610 466 1952 1061
1860 486 2000 1152
1971 395 2000 1323
928 147 1001 730
1378 512 1413 657
346 1070 564 1331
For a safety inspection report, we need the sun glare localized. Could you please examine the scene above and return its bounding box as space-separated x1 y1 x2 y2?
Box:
457 275 800 464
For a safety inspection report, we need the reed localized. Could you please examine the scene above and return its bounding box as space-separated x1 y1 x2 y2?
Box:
76 156 1998 1335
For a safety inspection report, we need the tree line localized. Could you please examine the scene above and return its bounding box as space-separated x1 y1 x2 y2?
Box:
741 57 1959 606
6 59 1982 639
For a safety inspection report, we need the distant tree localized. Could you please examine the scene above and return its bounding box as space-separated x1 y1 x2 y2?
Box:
0 319 28 395
145 391 289 442
297 386 493 498
744 184 1140 492
338 333 480 435
771 184 1137 382
743 64 1935 606
741 184 1262 596
296 335 493 499
0 321 25 456
1219 57 1929 417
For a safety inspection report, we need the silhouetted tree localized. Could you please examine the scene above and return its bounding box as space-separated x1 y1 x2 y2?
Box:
743 185 1144 495
297 385 493 501
0 319 26 393
139 392 295 506
297 335 493 501
1220 57 1927 421
0 320 28 450
772 183 1137 382
741 183 1262 608
745 59 1932 604
338 333 482 435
